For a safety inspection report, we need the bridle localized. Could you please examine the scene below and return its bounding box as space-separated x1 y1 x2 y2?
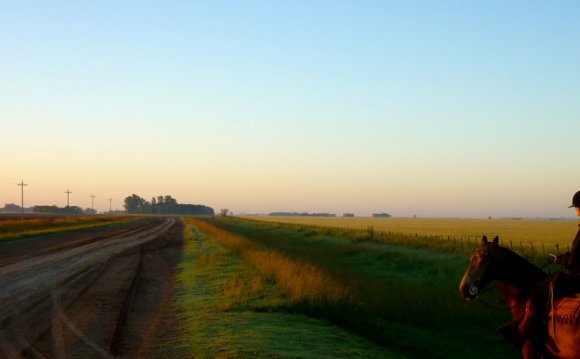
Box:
475 284 523 311
472 250 552 312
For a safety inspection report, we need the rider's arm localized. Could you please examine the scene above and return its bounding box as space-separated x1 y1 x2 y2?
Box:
555 229 580 269
567 230 580 269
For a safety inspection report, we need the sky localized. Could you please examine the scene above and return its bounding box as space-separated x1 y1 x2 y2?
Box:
1 1 579 218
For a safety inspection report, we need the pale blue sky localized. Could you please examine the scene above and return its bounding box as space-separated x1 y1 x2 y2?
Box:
1 1 579 217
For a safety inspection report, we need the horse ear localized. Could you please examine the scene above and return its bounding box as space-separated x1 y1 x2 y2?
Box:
492 236 499 247
482 235 488 244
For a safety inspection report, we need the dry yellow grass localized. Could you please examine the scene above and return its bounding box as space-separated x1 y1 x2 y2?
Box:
190 218 349 303
244 216 579 251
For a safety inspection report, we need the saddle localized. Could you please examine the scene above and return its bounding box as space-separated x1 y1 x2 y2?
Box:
545 272 580 359
546 297 580 359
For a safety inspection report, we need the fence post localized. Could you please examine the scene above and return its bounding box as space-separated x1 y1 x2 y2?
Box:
367 226 374 240
542 242 545 255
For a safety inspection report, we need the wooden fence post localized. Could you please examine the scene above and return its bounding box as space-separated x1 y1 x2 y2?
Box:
542 242 545 255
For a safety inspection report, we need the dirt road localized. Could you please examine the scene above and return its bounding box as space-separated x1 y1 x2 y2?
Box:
0 217 184 358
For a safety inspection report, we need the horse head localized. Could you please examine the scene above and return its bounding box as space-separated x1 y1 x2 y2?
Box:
459 235 500 300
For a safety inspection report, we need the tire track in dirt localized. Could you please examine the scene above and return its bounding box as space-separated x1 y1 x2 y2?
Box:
0 220 161 268
0 218 177 358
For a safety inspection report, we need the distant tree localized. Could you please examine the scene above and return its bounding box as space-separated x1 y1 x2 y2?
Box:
33 205 59 213
220 209 229 216
124 194 146 214
175 204 214 215
122 193 214 216
269 212 336 217
164 195 177 214
64 206 84 214
141 200 152 214
2 203 21 212
33 205 83 214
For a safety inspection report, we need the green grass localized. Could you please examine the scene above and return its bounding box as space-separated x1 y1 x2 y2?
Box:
166 219 398 358
187 217 521 359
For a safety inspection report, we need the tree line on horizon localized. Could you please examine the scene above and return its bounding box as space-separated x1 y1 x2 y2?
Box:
268 212 392 218
124 194 214 216
269 212 337 217
1 203 96 215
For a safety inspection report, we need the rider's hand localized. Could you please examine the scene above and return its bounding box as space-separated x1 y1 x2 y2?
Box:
553 252 570 266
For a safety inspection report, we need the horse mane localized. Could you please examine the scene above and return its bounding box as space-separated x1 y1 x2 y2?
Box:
494 244 547 290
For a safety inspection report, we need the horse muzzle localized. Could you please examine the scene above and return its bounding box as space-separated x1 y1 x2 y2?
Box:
459 281 479 300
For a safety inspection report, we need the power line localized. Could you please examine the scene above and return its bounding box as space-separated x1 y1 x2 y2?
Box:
65 189 72 207
17 180 27 221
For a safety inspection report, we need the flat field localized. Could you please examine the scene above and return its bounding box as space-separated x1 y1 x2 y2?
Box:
165 217 522 358
6 215 573 357
245 216 579 252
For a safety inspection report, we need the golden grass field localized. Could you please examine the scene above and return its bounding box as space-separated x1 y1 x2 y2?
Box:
245 216 579 252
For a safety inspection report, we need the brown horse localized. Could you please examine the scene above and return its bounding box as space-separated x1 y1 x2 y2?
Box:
459 235 580 359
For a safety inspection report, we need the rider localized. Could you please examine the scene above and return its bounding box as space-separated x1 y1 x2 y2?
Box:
502 191 580 354
554 190 580 268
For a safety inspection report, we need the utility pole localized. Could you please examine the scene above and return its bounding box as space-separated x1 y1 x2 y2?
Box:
17 180 27 221
65 189 72 207
91 194 96 214
109 198 112 213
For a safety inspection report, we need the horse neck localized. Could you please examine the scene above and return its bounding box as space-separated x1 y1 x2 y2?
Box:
494 248 547 319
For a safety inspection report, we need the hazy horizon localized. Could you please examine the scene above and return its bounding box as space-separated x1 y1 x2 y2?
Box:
2 1 579 218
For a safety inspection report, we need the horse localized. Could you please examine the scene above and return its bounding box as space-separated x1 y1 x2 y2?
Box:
459 235 580 359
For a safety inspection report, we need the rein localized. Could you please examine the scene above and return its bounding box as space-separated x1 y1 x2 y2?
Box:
475 260 553 312
476 285 522 311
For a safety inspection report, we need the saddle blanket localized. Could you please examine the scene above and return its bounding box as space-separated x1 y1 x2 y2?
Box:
547 297 580 359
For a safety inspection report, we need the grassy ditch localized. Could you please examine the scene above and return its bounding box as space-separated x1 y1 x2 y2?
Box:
0 215 140 243
170 217 520 358
167 218 396 358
